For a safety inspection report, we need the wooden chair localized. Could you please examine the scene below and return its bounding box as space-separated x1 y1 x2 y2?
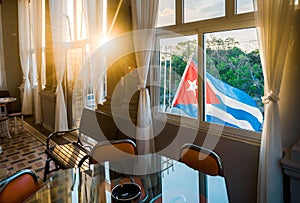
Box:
179 143 224 176
0 169 40 203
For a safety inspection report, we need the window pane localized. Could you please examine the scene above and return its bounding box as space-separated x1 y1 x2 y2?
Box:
157 0 175 27
204 28 264 132
76 0 87 40
42 0 45 47
159 35 198 118
184 0 225 23
64 0 74 41
236 0 254 14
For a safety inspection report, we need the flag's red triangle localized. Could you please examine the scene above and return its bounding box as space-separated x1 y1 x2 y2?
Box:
206 82 220 104
173 59 221 106
173 60 198 106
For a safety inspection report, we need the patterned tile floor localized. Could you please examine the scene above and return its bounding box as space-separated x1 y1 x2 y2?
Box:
0 119 54 181
0 116 91 183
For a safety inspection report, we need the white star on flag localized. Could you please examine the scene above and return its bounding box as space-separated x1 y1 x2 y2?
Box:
187 79 198 96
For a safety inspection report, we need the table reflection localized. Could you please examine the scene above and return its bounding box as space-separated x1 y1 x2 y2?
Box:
25 154 228 203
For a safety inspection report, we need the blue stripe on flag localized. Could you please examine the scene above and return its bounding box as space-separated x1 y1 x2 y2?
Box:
206 115 241 129
173 104 198 118
206 73 258 108
206 72 263 132
208 98 262 131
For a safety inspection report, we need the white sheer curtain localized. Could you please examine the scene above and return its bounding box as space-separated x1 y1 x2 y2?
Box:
254 0 295 202
131 0 159 154
50 0 69 131
83 0 106 105
18 0 33 115
0 2 7 90
30 0 43 124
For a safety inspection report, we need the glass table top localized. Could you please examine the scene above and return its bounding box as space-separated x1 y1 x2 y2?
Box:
25 154 228 203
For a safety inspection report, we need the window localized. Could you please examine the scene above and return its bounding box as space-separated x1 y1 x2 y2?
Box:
155 0 264 135
296 0 300 9
63 0 88 42
157 0 175 27
204 28 263 132
29 0 46 89
46 0 107 126
236 0 254 14
184 0 225 23
159 35 198 118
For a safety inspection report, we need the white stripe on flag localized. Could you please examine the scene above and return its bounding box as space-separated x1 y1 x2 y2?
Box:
206 104 255 131
206 79 263 123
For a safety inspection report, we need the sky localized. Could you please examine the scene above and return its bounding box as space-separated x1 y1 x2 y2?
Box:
157 0 254 27
157 0 258 53
160 28 259 55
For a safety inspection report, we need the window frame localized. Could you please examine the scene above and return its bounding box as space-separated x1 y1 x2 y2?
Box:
152 0 261 145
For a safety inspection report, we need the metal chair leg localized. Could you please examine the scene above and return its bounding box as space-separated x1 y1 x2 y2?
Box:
5 119 11 139
44 158 50 182
14 116 17 135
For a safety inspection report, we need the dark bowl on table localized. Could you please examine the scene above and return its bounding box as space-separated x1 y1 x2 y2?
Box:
111 182 141 203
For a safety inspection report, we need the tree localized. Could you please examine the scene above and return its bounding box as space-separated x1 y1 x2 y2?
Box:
205 36 264 111
160 36 264 112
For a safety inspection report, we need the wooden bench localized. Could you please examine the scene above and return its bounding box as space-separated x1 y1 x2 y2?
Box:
43 107 117 181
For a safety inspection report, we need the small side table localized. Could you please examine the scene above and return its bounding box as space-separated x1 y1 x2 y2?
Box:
281 139 300 203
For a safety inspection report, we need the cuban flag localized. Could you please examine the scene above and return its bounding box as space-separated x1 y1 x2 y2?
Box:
171 58 198 118
171 59 263 132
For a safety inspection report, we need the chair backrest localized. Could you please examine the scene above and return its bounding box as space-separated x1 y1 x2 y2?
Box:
179 143 223 176
79 108 136 143
90 139 137 163
0 169 40 203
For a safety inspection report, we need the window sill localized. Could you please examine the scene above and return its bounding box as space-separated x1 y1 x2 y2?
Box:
154 112 261 146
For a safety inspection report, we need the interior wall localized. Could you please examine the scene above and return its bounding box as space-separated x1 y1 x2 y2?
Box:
280 9 300 149
1 0 23 112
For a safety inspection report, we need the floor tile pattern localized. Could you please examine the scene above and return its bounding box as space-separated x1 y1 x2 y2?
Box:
0 122 54 181
0 117 91 183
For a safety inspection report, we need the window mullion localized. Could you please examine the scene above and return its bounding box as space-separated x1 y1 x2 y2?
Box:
226 0 235 17
176 0 182 26
197 31 204 121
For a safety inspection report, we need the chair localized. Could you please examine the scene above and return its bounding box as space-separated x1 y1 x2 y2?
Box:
150 144 224 203
0 116 11 139
0 90 23 135
44 108 124 181
78 139 137 167
179 143 223 176
7 112 24 135
43 128 90 181
0 169 40 203
79 139 150 203
180 144 226 202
